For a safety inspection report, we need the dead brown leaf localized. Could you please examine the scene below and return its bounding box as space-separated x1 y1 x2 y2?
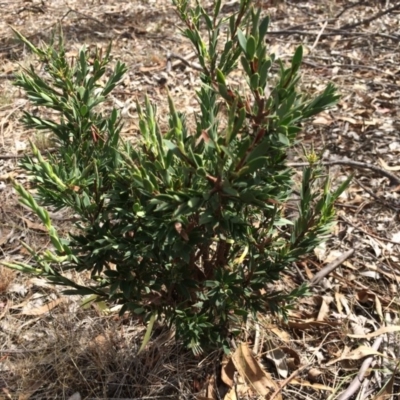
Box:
20 298 65 316
221 355 235 387
231 342 281 399
326 345 384 366
375 373 395 400
20 216 47 232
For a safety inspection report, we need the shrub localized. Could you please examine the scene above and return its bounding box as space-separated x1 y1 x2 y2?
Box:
5 0 349 353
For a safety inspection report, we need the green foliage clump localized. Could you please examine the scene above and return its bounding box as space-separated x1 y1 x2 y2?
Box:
5 0 349 353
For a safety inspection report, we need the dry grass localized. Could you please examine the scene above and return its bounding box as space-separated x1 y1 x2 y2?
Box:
2 305 219 399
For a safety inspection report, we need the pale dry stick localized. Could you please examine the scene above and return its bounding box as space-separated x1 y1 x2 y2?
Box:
337 336 384 400
253 321 261 354
269 363 312 400
309 249 355 287
287 160 400 186
309 20 328 53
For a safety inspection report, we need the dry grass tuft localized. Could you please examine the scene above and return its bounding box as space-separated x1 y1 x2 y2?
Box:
1 306 219 399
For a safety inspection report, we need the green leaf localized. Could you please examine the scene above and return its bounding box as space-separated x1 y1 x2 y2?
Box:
258 58 272 88
291 45 303 72
216 68 226 85
245 156 268 174
250 73 259 91
80 104 88 116
246 35 256 59
138 313 157 354
278 132 290 146
214 0 222 18
258 15 270 39
240 55 252 77
237 29 247 53
222 184 239 197
7 6 345 354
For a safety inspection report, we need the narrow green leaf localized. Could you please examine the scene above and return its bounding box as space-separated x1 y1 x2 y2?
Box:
246 35 256 59
292 45 303 70
138 313 157 354
237 29 247 53
250 73 259 91
259 15 270 39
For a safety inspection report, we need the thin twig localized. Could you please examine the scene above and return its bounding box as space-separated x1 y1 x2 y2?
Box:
339 215 400 246
340 2 400 30
335 0 365 19
337 336 383 400
0 74 15 80
0 148 58 160
59 8 105 26
165 51 203 71
17 5 46 14
267 29 399 42
354 178 399 212
287 160 400 186
301 60 395 76
310 249 355 287
282 18 337 32
269 363 312 400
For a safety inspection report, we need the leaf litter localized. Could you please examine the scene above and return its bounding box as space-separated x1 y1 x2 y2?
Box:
1 0 400 399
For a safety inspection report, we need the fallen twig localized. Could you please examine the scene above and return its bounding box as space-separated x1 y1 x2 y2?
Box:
267 29 399 42
166 51 203 72
310 249 355 287
59 8 105 26
334 0 365 19
17 5 46 14
287 160 400 186
269 363 312 400
337 336 383 400
0 74 15 80
339 215 400 246
354 178 399 212
0 148 57 160
340 2 400 30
